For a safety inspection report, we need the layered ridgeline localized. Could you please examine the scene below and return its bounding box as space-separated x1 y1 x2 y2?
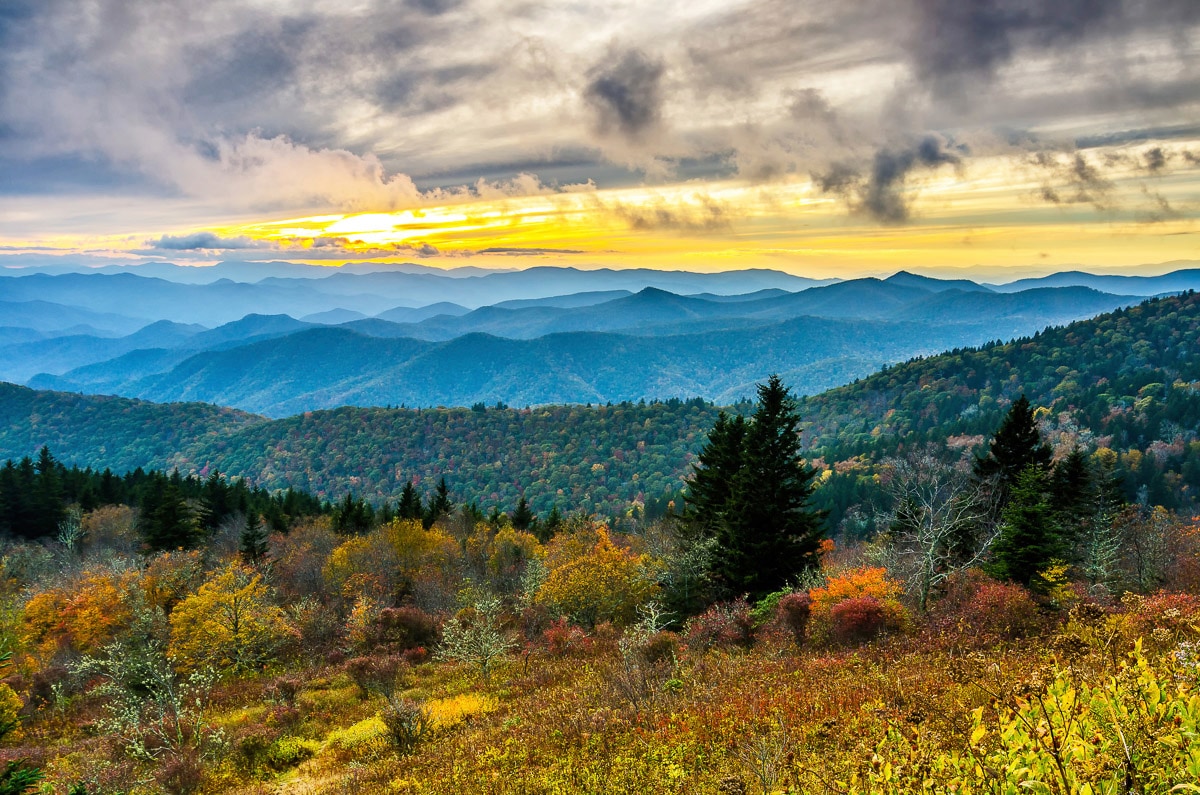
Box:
7 269 1169 413
2 292 1199 518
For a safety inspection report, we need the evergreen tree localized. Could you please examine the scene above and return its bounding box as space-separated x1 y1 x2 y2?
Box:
537 505 562 543
240 512 269 565
139 474 198 551
1051 447 1093 556
974 395 1053 494
199 472 234 534
332 493 373 534
397 481 423 521
32 447 66 539
98 468 122 505
512 495 534 531
988 465 1064 587
423 477 453 529
709 375 825 599
683 412 747 537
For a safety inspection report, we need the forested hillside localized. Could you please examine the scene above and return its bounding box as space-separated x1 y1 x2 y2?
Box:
0 383 265 474
0 388 722 517
803 291 1200 522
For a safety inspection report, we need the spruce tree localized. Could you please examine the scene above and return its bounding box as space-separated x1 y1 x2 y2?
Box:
537 505 562 543
423 477 454 529
1051 447 1093 556
512 496 534 531
708 375 825 600
683 412 747 537
988 465 1064 587
397 481 423 521
32 447 66 539
240 512 269 565
974 395 1052 493
139 474 197 551
199 472 233 534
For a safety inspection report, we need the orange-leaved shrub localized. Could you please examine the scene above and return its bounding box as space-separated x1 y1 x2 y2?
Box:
809 567 907 645
22 568 138 662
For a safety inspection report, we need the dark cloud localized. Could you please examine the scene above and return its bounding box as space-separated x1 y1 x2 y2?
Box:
1143 147 1167 173
406 0 464 14
1030 152 1115 208
1135 186 1179 223
152 232 265 250
610 195 730 232
812 162 860 194
583 49 665 142
813 136 963 224
374 63 494 115
182 22 308 112
911 0 1124 100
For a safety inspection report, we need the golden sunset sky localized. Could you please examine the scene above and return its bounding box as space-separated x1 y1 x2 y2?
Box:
0 0 1197 280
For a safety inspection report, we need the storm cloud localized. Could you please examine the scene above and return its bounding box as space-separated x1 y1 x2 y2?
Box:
584 49 666 142
0 0 1197 234
814 136 964 224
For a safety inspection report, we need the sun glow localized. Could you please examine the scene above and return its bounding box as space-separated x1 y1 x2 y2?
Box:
3 143 1196 280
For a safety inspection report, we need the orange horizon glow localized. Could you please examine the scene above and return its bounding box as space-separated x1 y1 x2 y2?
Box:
2 142 1197 282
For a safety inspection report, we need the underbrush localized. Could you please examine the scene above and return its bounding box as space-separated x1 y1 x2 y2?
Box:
10 578 1200 793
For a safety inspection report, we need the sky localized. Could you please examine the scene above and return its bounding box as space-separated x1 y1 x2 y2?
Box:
0 0 1198 280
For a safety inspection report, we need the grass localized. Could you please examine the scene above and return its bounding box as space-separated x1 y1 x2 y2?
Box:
10 591 1200 793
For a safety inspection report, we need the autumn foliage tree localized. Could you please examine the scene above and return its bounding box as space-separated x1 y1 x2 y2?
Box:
536 526 660 627
168 562 294 673
808 567 907 644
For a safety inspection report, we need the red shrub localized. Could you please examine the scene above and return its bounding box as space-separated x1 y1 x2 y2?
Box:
830 596 891 644
684 599 755 652
776 592 812 644
541 617 592 657
931 570 1044 644
401 646 430 665
1128 591 1200 647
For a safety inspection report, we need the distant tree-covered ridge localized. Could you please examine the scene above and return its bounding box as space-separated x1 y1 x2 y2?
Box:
0 388 724 517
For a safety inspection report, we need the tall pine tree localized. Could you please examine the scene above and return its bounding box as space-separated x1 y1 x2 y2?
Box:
974 395 1053 494
397 481 423 521
687 376 825 600
511 496 535 532
988 465 1064 587
423 477 454 529
240 512 269 565
683 412 747 538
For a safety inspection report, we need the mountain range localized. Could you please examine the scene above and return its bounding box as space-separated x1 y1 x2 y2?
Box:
2 291 1197 516
2 263 1198 414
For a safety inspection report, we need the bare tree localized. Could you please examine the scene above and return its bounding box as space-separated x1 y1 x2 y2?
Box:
879 449 998 611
